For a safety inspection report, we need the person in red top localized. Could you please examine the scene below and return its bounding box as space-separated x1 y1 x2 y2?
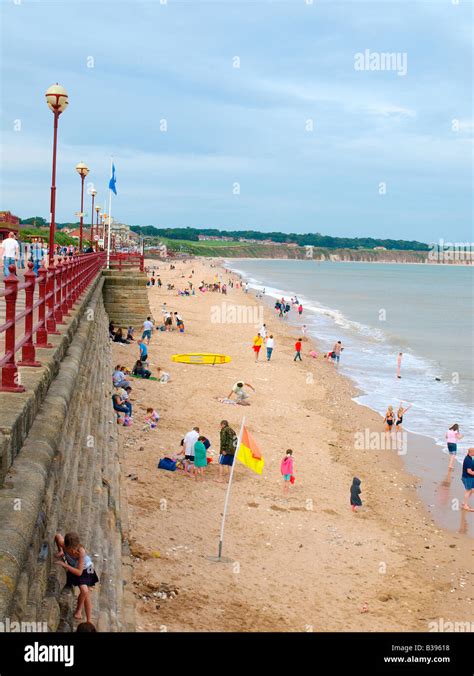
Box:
294 338 302 361
298 304 303 315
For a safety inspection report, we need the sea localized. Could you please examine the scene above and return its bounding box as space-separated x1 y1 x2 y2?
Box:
225 259 474 462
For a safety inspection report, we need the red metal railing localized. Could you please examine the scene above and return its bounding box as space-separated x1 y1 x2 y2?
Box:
109 253 144 273
0 252 106 392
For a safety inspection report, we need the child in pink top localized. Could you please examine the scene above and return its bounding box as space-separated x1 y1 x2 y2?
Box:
280 449 294 495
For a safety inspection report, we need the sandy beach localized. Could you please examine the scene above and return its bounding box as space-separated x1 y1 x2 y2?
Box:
111 258 473 633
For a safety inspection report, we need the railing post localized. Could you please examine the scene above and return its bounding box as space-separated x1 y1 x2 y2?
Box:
18 262 41 367
140 254 144 272
35 265 52 347
70 256 78 304
61 257 71 316
46 262 59 334
0 265 26 392
54 257 64 324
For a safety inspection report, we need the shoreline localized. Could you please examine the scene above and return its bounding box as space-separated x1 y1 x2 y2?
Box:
224 257 473 533
112 258 472 632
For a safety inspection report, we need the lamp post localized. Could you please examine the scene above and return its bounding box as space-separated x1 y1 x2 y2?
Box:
95 205 101 251
75 162 89 251
45 83 68 265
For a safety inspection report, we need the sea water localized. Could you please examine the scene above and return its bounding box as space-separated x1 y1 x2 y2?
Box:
225 260 474 460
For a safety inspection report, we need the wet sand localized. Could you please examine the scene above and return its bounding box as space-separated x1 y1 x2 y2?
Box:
112 258 473 632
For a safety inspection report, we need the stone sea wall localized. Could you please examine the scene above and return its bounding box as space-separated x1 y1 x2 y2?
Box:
0 274 134 632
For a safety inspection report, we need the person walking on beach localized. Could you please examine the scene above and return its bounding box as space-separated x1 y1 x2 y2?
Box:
332 341 343 363
461 448 474 511
396 402 412 431
218 420 237 482
280 449 294 496
294 338 303 361
350 477 362 512
259 324 267 340
252 333 264 361
446 424 463 469
298 304 303 316
142 316 154 344
138 339 148 363
383 406 395 433
266 335 274 361
183 426 200 475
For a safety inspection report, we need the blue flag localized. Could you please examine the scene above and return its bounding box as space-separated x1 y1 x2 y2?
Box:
109 163 117 195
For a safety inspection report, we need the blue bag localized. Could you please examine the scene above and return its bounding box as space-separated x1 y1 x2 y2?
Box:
158 458 176 472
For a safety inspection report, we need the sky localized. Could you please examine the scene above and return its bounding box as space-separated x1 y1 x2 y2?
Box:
0 0 472 243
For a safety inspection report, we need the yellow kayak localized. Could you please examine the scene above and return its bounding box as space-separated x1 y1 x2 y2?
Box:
171 353 231 365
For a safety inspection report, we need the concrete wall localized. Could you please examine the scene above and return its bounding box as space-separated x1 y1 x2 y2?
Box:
102 270 153 329
0 274 134 632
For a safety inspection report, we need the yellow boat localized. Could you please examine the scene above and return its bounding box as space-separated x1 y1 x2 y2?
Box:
171 353 231 365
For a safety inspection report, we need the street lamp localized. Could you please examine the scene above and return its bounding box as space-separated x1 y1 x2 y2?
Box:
95 204 101 251
45 83 68 264
89 188 97 249
75 162 89 251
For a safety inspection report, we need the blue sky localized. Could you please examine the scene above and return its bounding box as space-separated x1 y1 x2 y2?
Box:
1 0 472 242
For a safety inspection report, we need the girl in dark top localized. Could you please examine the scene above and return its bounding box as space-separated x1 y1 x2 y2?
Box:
54 532 99 623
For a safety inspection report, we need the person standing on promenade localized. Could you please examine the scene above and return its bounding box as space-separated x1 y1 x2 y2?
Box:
446 424 463 469
218 420 237 482
461 448 474 511
266 335 275 361
1 232 19 277
294 338 303 362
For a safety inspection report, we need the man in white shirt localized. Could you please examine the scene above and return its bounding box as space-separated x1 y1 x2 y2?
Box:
142 316 154 343
266 335 275 361
259 324 267 339
183 427 200 473
2 232 20 277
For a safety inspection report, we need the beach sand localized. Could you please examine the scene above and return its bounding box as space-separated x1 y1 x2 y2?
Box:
111 258 473 632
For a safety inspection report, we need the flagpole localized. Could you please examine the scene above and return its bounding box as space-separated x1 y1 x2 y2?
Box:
106 157 113 270
214 416 245 561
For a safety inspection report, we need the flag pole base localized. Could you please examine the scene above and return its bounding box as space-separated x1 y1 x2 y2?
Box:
206 555 233 564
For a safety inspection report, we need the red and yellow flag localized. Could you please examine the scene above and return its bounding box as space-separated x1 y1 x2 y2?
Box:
237 426 264 474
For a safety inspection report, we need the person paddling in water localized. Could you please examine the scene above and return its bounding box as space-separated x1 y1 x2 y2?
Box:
383 406 395 434
395 402 412 432
446 423 463 470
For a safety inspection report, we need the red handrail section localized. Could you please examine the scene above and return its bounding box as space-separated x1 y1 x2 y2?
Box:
0 252 106 392
109 253 144 273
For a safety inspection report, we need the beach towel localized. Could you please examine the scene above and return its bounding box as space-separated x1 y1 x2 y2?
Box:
217 397 237 405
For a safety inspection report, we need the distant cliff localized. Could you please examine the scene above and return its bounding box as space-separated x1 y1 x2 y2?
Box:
157 242 470 263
